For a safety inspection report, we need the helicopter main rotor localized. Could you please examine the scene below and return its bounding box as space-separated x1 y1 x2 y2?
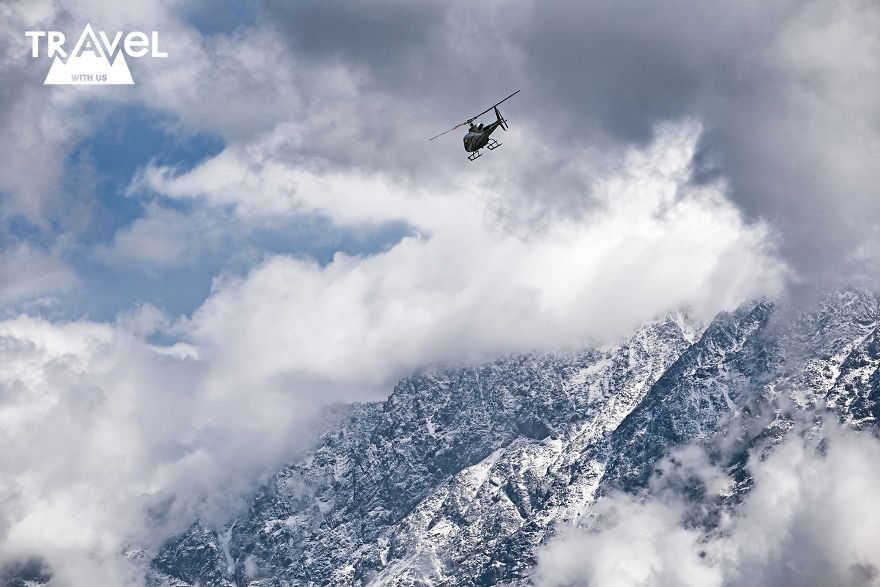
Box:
429 89 520 141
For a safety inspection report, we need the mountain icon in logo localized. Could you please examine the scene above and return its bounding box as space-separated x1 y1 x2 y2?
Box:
43 24 134 85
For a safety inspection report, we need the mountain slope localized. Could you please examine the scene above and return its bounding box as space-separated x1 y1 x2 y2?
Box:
151 289 880 587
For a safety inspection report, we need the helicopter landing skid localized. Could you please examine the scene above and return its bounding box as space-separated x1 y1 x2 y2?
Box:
486 139 502 150
467 150 482 161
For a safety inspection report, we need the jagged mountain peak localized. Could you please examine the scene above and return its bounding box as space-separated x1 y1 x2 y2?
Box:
149 292 880 587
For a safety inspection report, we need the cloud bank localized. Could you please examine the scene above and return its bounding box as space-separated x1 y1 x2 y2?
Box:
0 316 329 585
533 425 880 587
177 121 784 391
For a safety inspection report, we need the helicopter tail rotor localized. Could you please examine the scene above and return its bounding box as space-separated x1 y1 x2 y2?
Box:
495 106 508 131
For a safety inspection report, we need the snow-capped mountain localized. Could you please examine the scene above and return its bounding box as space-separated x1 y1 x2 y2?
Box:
151 289 880 586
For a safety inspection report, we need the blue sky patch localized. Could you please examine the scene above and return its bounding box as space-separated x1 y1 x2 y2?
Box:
58 212 414 325
181 0 259 36
6 102 416 327
67 102 225 246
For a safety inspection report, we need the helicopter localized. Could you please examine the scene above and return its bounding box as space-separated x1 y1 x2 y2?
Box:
429 90 520 161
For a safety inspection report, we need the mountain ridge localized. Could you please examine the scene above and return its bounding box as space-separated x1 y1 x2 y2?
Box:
149 288 880 586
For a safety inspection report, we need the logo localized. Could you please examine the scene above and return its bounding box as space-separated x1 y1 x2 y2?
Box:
26 23 167 85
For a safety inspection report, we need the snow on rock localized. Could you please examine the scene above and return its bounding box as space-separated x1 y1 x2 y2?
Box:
147 290 880 587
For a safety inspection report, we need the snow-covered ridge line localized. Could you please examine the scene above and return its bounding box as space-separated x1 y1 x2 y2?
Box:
147 288 880 587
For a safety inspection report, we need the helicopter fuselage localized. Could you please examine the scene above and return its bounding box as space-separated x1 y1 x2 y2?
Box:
463 120 503 152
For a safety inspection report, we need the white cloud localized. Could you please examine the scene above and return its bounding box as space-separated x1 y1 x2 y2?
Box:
114 301 170 336
0 316 324 585
535 498 723 587
533 424 880 587
94 202 216 270
717 427 880 586
0 244 78 307
178 121 786 399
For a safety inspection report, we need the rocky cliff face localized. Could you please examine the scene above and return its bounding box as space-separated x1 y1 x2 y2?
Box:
151 289 880 586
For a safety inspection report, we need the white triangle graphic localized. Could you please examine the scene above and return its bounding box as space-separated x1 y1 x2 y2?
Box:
43 52 134 85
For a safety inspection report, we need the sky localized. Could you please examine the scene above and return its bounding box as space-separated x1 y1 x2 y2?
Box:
0 0 878 584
